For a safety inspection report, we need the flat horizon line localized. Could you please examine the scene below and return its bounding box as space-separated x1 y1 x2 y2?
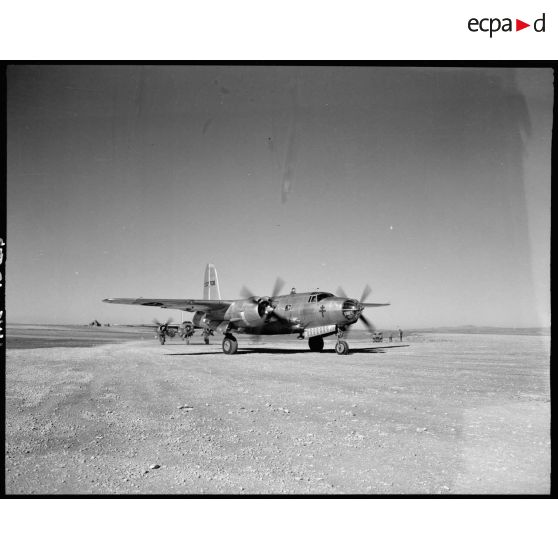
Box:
6 322 551 332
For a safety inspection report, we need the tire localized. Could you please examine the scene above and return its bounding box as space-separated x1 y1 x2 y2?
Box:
335 340 349 355
204 337 210 345
308 336 324 352
222 335 238 355
159 336 166 345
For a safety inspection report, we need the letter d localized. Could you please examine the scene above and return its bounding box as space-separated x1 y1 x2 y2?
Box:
534 13 545 32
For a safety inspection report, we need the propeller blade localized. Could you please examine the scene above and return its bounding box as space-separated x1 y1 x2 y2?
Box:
271 277 285 298
152 317 173 326
266 309 290 325
360 284 372 304
359 313 375 334
336 286 348 298
240 285 255 299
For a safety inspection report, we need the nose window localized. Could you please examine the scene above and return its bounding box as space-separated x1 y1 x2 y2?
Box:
342 300 358 319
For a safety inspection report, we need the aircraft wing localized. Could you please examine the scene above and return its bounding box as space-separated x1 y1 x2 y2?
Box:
103 298 234 313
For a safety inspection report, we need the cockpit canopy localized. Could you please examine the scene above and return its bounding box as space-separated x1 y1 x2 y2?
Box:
308 292 335 303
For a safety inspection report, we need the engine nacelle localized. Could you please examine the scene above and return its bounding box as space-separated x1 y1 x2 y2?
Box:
192 311 208 328
225 299 269 327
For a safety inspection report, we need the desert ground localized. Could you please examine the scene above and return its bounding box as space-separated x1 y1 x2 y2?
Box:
5 325 550 494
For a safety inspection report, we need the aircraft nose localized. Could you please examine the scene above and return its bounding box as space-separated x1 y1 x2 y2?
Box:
342 298 360 320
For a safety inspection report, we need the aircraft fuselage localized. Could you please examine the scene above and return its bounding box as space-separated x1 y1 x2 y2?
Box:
221 291 359 335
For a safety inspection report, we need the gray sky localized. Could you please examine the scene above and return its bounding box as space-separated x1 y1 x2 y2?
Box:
7 66 552 327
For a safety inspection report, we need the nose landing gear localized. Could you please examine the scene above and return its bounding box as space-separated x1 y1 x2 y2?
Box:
335 328 350 355
335 340 349 355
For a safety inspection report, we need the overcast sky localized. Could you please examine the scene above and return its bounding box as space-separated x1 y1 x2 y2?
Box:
7 65 552 328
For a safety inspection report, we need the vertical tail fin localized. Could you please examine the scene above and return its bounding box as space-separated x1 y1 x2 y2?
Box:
203 263 221 300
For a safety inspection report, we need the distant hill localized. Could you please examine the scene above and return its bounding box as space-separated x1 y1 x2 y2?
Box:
410 326 550 336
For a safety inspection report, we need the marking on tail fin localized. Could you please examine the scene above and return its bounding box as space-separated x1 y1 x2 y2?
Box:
203 263 221 300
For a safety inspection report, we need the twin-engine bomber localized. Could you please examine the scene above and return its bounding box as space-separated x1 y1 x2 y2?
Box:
103 264 390 355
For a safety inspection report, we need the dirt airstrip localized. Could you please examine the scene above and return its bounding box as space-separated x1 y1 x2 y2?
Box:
5 326 550 494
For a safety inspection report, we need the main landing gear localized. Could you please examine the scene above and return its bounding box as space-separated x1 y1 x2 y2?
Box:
222 334 238 355
203 328 214 345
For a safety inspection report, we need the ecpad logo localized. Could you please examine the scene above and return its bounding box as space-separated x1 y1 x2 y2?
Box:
468 13 546 37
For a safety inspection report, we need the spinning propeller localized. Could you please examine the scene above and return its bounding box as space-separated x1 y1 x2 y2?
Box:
241 277 286 321
152 317 173 330
240 277 288 337
336 284 376 334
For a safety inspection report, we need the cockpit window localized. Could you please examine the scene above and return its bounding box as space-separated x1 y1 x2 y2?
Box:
308 292 333 303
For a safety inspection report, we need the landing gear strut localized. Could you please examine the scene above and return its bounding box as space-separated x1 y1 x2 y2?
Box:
222 334 238 355
335 328 349 355
203 328 213 345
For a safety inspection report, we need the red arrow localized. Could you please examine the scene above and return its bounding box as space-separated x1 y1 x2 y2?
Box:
516 19 530 31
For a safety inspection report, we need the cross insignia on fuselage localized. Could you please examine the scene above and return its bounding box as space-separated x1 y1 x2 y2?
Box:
319 305 326 317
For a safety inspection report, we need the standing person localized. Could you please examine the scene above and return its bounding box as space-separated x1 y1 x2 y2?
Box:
399 328 403 342
158 323 169 345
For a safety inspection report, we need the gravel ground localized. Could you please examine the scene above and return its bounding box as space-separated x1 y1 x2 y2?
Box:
5 329 550 494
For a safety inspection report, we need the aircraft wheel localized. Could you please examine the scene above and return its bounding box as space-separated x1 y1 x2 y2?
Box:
308 336 324 352
222 335 238 355
159 336 166 345
335 340 349 355
204 337 210 345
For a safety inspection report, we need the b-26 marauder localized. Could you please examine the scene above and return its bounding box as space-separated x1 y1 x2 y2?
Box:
103 264 390 355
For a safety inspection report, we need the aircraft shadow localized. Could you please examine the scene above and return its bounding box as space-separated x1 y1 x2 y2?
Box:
166 345 408 356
